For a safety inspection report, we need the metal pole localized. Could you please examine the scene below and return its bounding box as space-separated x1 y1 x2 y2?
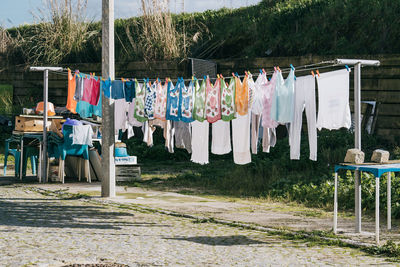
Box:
354 62 362 233
354 62 362 149
42 69 49 182
333 172 338 234
387 172 391 230
101 0 116 198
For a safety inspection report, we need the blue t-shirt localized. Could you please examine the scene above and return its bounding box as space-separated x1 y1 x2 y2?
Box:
111 80 125 99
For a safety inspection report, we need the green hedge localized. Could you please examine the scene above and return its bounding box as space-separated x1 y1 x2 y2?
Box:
5 0 400 63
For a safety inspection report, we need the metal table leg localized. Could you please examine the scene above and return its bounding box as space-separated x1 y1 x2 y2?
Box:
387 172 391 231
334 172 338 234
355 170 362 233
19 138 24 180
376 176 380 245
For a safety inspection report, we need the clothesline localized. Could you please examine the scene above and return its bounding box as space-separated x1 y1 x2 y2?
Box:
49 60 350 82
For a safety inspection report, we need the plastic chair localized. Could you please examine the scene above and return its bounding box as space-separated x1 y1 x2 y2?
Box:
58 125 91 183
4 138 38 177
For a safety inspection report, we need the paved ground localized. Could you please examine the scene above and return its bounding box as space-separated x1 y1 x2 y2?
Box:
0 184 396 266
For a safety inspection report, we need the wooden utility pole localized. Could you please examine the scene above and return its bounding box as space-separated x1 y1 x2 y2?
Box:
101 0 116 197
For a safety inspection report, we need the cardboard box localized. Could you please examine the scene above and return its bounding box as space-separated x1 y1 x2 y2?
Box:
15 115 61 132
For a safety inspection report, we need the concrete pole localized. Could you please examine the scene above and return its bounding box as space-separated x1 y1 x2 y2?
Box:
42 69 49 182
101 0 116 198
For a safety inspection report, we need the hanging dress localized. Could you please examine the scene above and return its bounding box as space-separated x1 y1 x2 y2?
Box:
166 79 181 121
221 77 235 121
180 79 194 123
192 79 206 122
66 69 77 113
205 76 221 123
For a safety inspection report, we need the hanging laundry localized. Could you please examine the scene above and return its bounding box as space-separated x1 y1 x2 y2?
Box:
124 79 135 102
82 75 100 106
111 80 125 100
101 78 112 99
192 79 206 122
128 99 144 127
211 120 231 155
271 69 295 124
174 121 192 154
316 69 351 130
253 73 266 116
221 77 235 121
166 79 181 121
232 113 251 165
134 80 147 122
92 92 102 117
115 98 130 134
247 73 256 111
262 71 279 129
205 76 221 123
74 74 84 101
66 69 77 114
143 120 156 147
251 114 261 154
235 75 249 116
144 80 156 120
75 99 93 118
289 75 317 161
262 127 276 153
180 79 194 123
154 79 168 120
165 120 175 153
191 120 209 165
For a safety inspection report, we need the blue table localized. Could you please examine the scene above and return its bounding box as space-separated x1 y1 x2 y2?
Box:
334 163 400 244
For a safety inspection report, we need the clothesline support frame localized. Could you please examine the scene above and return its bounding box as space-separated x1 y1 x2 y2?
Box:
334 58 380 234
30 66 63 183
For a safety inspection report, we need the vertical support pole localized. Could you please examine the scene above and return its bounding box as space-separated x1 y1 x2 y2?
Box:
19 138 23 180
42 69 49 183
387 172 391 231
101 0 116 198
376 176 380 245
354 62 362 233
334 172 338 234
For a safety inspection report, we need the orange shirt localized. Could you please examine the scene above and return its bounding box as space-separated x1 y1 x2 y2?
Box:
66 69 77 113
235 76 249 115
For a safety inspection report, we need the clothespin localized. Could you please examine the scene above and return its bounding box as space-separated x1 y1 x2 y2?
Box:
345 65 350 72
192 76 194 81
259 69 263 74
204 75 207 81
262 68 266 74
290 64 295 71
316 70 320 77
274 67 277 71
217 74 220 79
235 72 239 77
311 71 315 77
232 72 235 77
277 67 281 72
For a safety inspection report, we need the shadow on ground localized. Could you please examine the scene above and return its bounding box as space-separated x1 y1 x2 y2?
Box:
0 196 171 230
164 235 267 246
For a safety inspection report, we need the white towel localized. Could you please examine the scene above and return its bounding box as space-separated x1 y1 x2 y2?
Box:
72 125 93 146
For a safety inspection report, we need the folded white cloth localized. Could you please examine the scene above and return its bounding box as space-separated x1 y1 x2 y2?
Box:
72 125 93 146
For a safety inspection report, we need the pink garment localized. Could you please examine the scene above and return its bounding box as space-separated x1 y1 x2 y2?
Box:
262 71 279 128
81 76 100 105
205 77 221 123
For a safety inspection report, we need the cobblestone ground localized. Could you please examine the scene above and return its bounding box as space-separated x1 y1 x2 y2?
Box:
0 185 395 266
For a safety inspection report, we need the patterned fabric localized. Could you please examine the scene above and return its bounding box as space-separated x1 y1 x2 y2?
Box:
166 79 181 121
235 75 249 116
154 80 168 120
192 79 206 122
221 77 235 121
144 80 156 120
205 76 221 123
134 80 147 122
180 79 194 123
